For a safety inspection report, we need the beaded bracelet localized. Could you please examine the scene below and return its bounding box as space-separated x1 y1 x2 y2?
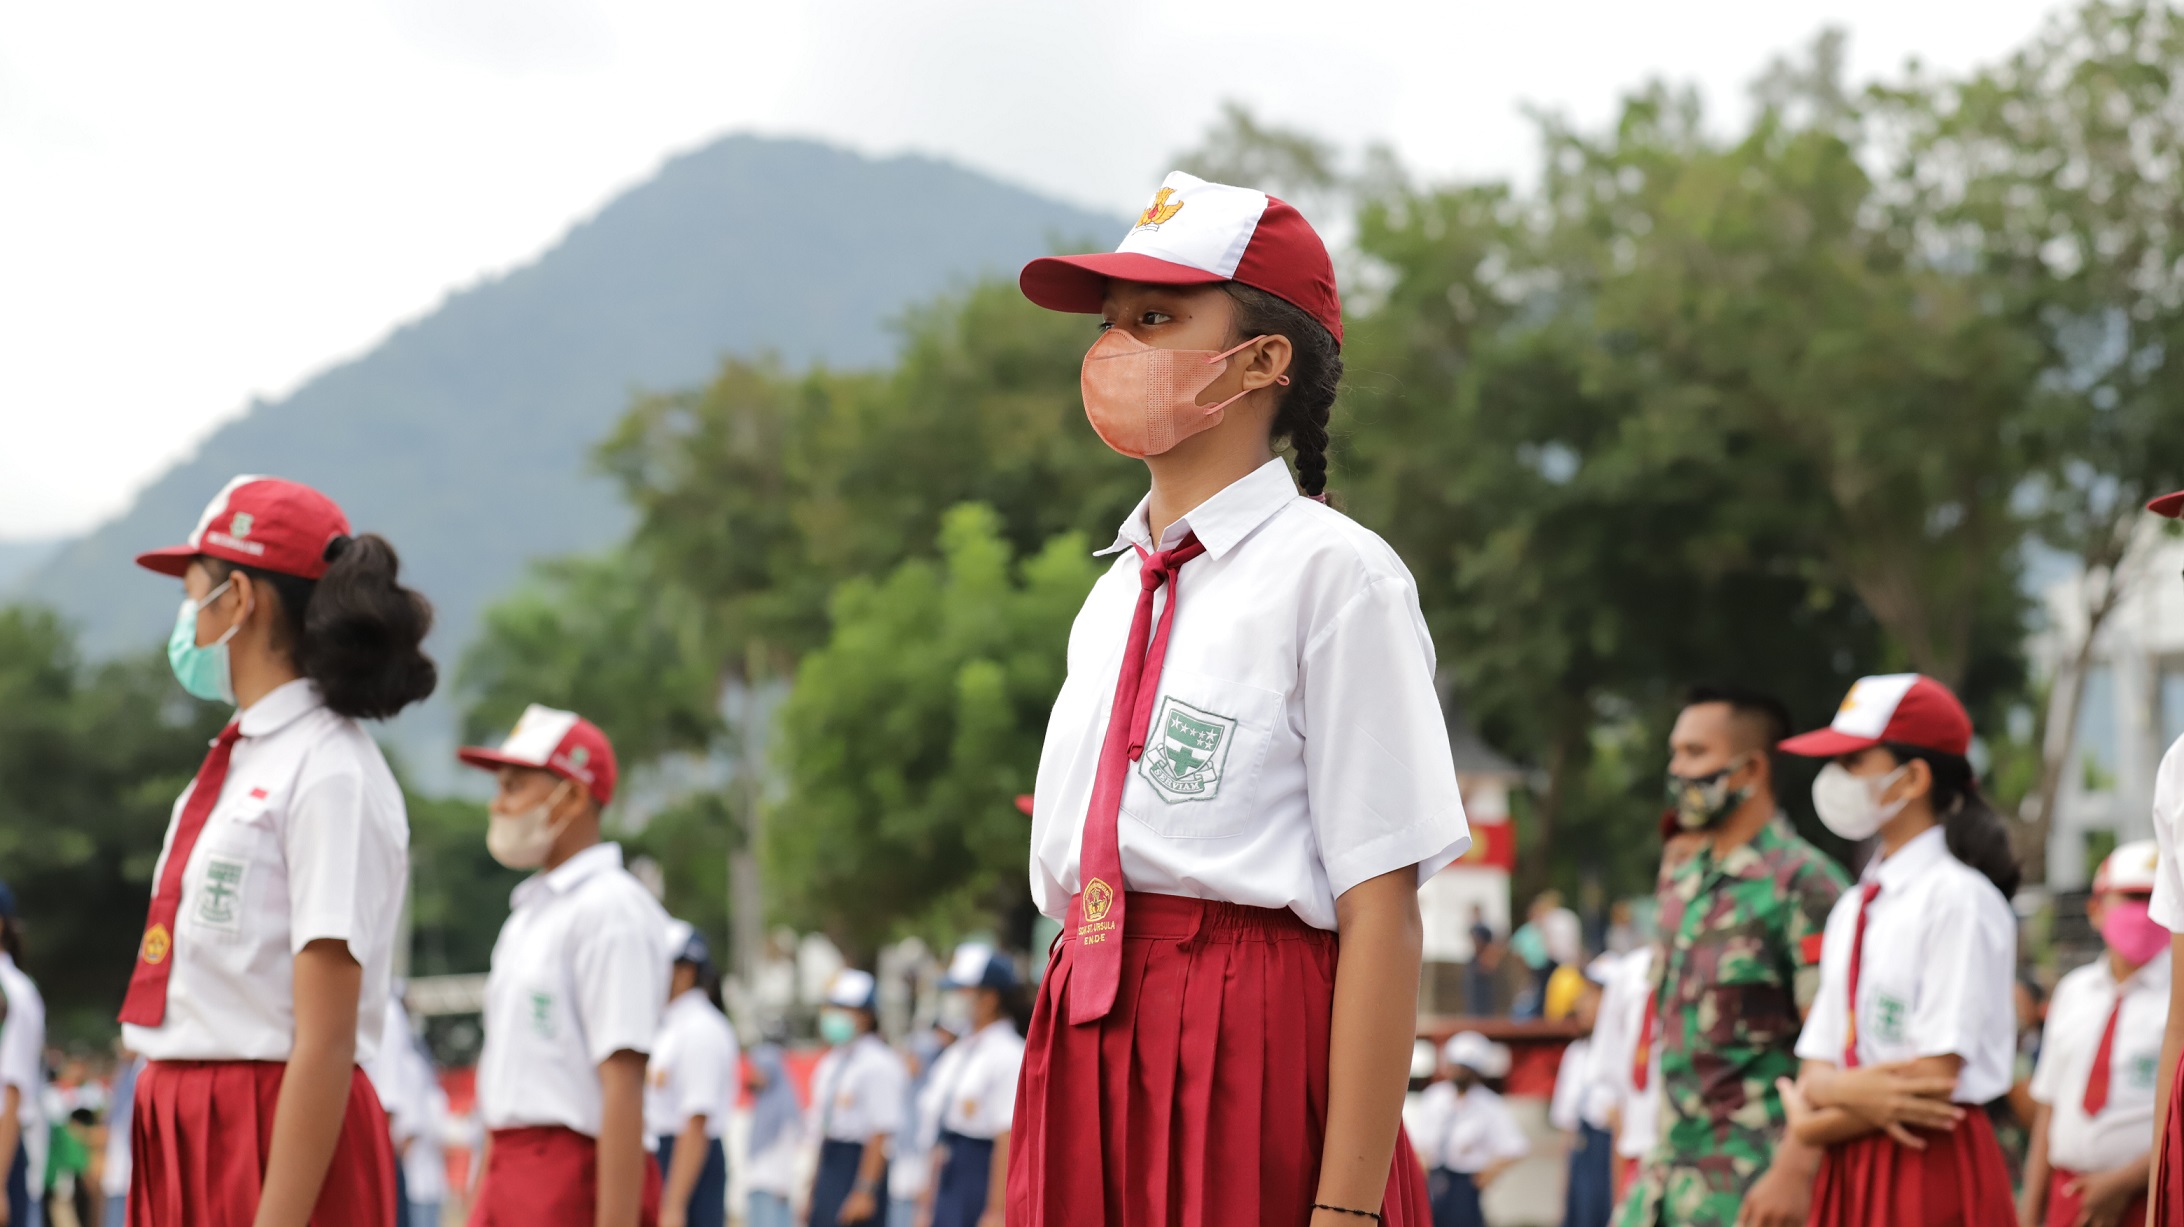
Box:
1311 1205 1383 1223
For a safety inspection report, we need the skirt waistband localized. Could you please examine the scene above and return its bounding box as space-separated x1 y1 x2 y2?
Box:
1065 890 1327 942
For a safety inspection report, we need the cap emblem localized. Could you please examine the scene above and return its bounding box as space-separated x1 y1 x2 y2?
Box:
229 512 254 539
1135 186 1185 231
570 746 589 768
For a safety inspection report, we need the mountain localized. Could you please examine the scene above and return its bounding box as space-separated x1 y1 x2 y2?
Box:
0 540 61 597
32 136 1116 668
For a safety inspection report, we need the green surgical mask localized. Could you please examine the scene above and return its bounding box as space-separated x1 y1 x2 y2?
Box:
166 579 242 704
818 1009 859 1047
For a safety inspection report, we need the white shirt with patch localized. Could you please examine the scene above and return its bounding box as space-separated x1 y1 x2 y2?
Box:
809 1032 908 1144
2031 952 2168 1173
645 988 740 1139
2148 737 2184 932
1795 826 2018 1103
477 843 669 1136
123 679 409 1063
0 955 46 1181
1411 1080 1530 1174
1030 458 1471 931
922 1020 1025 1143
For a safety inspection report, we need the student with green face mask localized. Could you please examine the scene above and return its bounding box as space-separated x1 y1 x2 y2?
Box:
807 971 907 1227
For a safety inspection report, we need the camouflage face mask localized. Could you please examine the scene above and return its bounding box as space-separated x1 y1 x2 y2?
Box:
1665 754 1754 832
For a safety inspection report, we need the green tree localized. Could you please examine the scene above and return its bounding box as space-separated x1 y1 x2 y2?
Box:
768 504 1100 957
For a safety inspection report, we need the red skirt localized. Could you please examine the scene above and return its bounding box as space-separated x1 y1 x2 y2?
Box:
1005 892 1432 1227
129 1059 397 1227
2155 1053 2184 1225
2049 1167 2149 1227
1808 1109 2013 1227
468 1125 662 1227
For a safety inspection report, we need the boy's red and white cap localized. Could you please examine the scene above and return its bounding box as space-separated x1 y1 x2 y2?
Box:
2094 839 2159 895
135 475 352 581
2151 489 2184 518
1778 673 1974 759
457 703 620 806
1020 170 1344 343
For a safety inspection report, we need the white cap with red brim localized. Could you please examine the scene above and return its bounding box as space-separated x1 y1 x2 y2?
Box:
2095 839 2159 895
457 703 620 807
1020 170 1343 344
2151 490 2184 518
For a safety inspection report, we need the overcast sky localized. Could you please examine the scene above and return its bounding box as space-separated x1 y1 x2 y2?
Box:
2 0 2065 541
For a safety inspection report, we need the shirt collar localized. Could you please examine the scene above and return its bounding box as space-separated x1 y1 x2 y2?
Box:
2116 949 2173 994
238 679 323 738
1865 824 1948 890
1712 815 1794 882
511 841 624 911
669 987 713 1015
1097 457 1300 560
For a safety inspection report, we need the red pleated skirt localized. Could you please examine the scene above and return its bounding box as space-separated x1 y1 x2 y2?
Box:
1808 1109 2013 1227
129 1059 397 1227
2154 1054 2184 1225
1005 891 1432 1227
2049 1167 2148 1227
468 1125 662 1227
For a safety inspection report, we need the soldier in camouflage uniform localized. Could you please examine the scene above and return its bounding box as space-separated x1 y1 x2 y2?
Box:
1616 687 1847 1227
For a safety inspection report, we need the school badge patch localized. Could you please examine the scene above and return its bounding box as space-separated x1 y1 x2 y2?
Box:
1139 697 1236 803
195 854 248 933
141 923 172 965
1082 878 1114 924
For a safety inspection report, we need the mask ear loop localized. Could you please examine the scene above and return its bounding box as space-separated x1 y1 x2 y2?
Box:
1195 335 1292 416
195 577 252 650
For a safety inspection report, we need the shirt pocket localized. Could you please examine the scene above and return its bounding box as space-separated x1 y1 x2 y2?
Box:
188 797 280 943
1121 668 1279 840
1690 928 1797 1053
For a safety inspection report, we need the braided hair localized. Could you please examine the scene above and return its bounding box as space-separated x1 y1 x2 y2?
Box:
1223 284 1342 499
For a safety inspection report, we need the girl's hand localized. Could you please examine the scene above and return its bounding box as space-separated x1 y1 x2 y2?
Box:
1804 1063 1962 1141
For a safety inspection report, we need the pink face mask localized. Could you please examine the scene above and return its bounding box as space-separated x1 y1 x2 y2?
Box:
1079 329 1287 459
2101 898 2169 966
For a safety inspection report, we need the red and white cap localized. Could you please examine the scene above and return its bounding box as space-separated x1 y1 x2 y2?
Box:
2151 489 2184 518
135 475 352 581
1020 171 1343 343
2094 838 2159 895
457 703 619 807
1778 673 1974 759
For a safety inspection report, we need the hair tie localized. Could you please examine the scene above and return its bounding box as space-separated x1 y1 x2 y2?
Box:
323 534 354 563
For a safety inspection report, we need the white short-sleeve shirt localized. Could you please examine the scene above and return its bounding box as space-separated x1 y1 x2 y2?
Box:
1412 1080 1529 1174
1585 947 1661 1159
0 955 45 1176
1795 826 2017 1103
477 842 669 1136
2030 953 2168 1172
645 989 740 1139
1030 459 1471 931
2149 737 2184 931
809 1033 908 1144
923 1020 1025 1142
123 679 409 1063
1550 1039 1615 1133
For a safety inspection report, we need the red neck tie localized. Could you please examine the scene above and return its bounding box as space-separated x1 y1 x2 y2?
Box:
1843 882 1881 1068
1069 533 1206 1025
2082 991 2126 1116
119 722 242 1027
1632 994 1658 1091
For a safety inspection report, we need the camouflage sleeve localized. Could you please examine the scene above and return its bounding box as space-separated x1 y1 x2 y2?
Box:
1786 855 1849 1015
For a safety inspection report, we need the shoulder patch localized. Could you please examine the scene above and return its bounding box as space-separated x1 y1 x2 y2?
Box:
1798 932 1825 967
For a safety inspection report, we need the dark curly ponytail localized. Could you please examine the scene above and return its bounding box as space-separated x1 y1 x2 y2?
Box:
1223 283 1343 499
210 533 437 720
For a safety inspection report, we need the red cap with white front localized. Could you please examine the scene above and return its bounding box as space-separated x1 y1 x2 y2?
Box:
2093 838 2159 895
134 475 353 581
1020 170 1343 343
1778 673 1974 759
2151 489 2184 518
457 703 620 807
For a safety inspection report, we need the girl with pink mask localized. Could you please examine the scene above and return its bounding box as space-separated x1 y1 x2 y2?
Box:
1007 173 1470 1227
2022 841 2163 1227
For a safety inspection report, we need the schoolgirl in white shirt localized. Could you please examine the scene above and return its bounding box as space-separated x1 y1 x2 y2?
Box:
0 885 45 1227
1012 170 1468 1227
1411 1033 1527 1227
2023 840 2164 1227
808 970 909 1227
646 922 738 1227
460 705 670 1227
125 474 435 1227
1777 674 2020 1227
921 945 1026 1227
